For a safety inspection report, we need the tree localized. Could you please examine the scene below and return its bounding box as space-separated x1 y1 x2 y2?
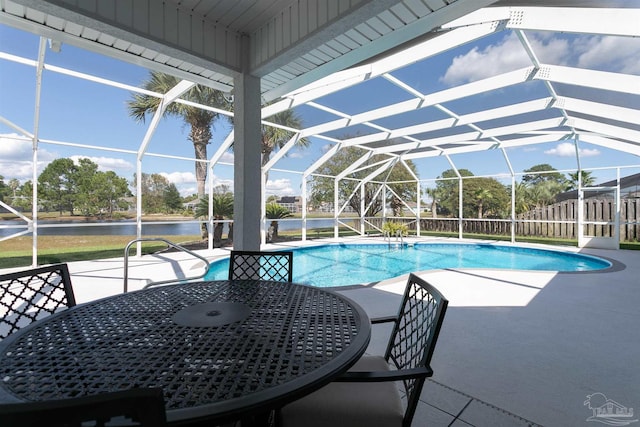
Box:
14 181 33 212
194 186 234 247
528 179 565 208
74 158 100 216
473 187 492 219
567 170 596 190
134 173 173 214
519 164 568 209
127 72 230 237
266 202 292 242
0 175 9 202
261 109 309 173
92 171 130 218
522 164 567 187
163 183 183 212
434 168 473 216
463 178 509 218
424 186 444 218
512 181 531 215
8 179 20 204
309 146 418 216
38 158 77 214
434 169 509 218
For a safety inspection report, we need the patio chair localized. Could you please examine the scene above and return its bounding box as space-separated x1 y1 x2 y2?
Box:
229 250 293 282
278 273 448 427
0 263 77 340
0 387 167 427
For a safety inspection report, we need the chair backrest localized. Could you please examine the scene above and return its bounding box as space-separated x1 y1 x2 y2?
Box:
0 263 76 340
0 387 167 427
385 273 448 427
228 250 293 282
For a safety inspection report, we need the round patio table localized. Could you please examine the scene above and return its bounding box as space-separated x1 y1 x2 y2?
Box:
0 280 371 425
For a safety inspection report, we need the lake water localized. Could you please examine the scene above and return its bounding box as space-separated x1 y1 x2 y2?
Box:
0 218 343 237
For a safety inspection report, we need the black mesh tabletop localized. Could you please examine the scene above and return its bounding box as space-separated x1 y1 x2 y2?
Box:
0 280 371 424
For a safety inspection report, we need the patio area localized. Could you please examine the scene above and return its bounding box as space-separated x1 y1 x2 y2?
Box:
53 237 639 427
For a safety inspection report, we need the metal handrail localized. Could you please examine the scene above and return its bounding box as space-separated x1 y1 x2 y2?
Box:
384 230 404 247
123 238 210 293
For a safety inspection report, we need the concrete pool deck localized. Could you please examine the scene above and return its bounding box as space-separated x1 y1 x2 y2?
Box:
3 237 638 426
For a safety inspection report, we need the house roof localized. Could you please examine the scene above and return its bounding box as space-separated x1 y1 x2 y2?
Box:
556 172 640 201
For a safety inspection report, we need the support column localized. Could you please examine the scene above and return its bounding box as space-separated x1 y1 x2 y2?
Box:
233 36 262 251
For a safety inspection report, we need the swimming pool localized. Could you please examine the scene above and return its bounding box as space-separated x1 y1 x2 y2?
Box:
204 243 611 288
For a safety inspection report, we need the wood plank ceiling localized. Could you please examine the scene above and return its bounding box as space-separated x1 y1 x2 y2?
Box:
0 0 496 102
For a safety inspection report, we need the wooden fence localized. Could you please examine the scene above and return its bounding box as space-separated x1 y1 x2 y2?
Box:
411 198 640 242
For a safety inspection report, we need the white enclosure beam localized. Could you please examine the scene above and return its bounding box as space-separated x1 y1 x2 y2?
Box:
506 7 640 37
579 135 640 157
137 80 196 159
536 65 640 95
559 97 638 126
262 22 502 117
343 97 554 146
571 118 640 145
369 117 565 155
298 67 534 141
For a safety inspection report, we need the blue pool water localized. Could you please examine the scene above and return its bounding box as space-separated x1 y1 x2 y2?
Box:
204 243 611 288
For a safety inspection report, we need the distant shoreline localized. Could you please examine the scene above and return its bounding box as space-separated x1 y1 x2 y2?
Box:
0 214 195 222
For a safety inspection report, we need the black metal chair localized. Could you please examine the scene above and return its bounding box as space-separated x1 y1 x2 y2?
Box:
278 273 448 427
228 250 293 282
0 387 167 427
0 263 77 340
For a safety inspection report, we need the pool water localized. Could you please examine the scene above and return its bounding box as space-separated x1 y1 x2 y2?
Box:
204 243 611 288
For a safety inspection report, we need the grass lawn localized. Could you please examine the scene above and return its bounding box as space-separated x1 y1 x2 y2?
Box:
0 235 201 269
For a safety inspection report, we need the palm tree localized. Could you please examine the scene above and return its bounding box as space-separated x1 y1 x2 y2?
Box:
530 180 565 208
425 187 441 218
567 170 596 190
513 181 531 215
261 109 309 178
127 72 230 238
194 190 234 247
265 202 292 242
474 188 492 219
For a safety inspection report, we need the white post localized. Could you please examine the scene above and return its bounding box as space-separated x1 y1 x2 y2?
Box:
360 184 366 236
233 36 262 251
416 181 421 237
458 177 463 239
301 174 308 241
334 178 339 238
136 159 143 257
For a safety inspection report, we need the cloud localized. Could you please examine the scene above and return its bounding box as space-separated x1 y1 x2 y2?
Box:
320 144 334 153
441 32 639 86
177 185 197 197
441 33 531 85
0 134 56 180
160 171 196 184
218 152 234 163
544 142 600 157
69 155 134 173
159 172 234 196
266 178 295 196
574 35 640 74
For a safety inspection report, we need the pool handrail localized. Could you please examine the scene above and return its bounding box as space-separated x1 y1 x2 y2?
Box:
123 238 210 293
384 229 404 246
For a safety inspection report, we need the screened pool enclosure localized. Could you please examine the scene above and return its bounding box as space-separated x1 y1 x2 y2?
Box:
1 1 639 266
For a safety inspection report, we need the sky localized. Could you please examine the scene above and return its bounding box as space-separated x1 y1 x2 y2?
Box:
1 14 639 198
